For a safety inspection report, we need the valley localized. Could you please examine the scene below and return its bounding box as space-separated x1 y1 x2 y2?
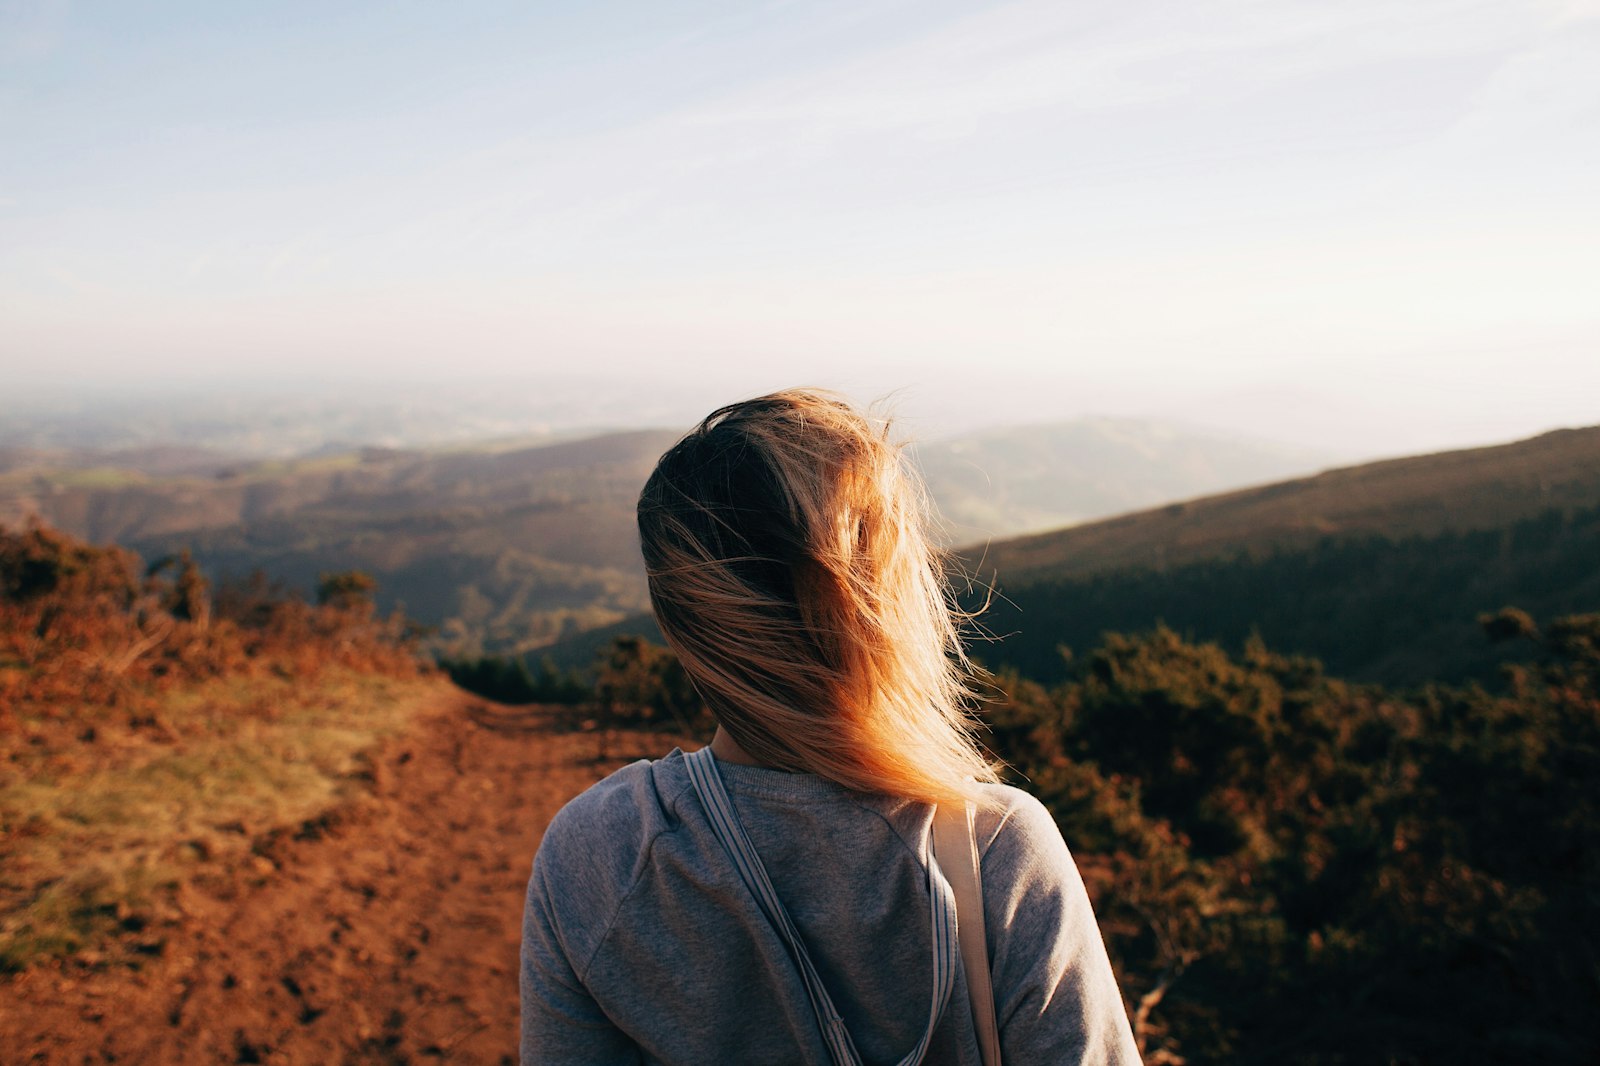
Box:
1 416 1330 662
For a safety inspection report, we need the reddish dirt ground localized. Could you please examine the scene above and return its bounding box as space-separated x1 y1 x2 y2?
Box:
0 693 681 1065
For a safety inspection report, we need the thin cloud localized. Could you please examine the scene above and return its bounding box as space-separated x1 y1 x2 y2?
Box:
0 0 70 62
664 0 1540 142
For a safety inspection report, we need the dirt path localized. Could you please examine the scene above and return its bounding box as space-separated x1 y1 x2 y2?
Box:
0 692 679 1065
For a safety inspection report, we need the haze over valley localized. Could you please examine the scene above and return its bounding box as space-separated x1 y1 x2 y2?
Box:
4 383 1596 693
0 401 1334 660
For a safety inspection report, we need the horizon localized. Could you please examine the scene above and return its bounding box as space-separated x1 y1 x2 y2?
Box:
6 372 1593 473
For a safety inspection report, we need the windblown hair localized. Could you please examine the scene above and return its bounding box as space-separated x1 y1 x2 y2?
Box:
637 389 1000 808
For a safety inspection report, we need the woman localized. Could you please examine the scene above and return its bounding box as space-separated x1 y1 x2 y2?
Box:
521 390 1140 1064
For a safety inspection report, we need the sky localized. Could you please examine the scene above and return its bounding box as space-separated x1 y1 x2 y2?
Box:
2 0 1597 455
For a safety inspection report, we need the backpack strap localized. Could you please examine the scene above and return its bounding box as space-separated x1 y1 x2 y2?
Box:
933 801 1002 1066
684 746 958 1066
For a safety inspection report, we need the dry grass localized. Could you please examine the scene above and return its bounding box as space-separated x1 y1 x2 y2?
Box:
0 521 443 971
0 668 451 970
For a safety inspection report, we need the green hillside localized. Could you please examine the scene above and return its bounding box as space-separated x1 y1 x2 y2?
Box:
973 503 1600 686
969 425 1600 584
964 425 1600 687
977 614 1600 1064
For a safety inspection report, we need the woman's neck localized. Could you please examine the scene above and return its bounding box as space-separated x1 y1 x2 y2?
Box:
709 726 768 767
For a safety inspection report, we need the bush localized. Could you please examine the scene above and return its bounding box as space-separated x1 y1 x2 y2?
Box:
978 616 1600 1064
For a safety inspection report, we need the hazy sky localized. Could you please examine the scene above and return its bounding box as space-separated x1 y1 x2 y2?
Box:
2 0 1596 454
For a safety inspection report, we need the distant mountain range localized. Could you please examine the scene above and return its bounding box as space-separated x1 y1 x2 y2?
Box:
545 424 1600 684
12 406 1600 688
0 378 699 457
14 414 1597 685
15 404 1600 681
0 417 1330 659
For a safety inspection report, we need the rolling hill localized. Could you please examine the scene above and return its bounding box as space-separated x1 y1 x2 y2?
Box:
1 417 1329 661
964 424 1600 686
0 430 681 658
968 424 1600 585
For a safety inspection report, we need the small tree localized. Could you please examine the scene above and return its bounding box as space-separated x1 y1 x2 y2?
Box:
316 570 378 611
144 549 210 630
1480 606 1539 643
589 637 711 758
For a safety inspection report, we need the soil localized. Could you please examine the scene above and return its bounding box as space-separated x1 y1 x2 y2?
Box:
0 692 682 1065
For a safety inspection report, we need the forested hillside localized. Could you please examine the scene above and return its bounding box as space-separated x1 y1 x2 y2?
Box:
975 502 1600 686
963 425 1600 687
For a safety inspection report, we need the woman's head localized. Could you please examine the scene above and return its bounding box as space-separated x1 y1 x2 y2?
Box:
637 388 998 806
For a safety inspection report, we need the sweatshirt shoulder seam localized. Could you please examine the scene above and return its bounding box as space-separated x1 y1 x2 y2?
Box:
576 771 694 983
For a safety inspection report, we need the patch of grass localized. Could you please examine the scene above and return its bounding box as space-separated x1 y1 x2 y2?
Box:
46 467 150 490
0 861 173 971
0 466 151 491
235 452 363 479
0 669 451 971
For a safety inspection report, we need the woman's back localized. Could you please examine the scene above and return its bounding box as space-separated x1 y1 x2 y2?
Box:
521 390 1141 1063
520 749 1141 1065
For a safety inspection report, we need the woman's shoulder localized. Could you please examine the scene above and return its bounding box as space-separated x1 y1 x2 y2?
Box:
540 745 691 845
968 782 1077 879
522 754 694 999
972 780 1057 838
535 751 694 882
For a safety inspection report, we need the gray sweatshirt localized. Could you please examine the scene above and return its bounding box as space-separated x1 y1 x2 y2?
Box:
520 749 1142 1065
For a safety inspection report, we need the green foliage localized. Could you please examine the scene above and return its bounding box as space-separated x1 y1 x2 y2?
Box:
0 521 139 602
442 654 589 706
592 636 711 737
520 603 1599 1060
980 616 1600 1064
443 638 714 765
974 504 1600 689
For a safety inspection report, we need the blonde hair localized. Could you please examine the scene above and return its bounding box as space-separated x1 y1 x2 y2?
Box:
637 389 1001 808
